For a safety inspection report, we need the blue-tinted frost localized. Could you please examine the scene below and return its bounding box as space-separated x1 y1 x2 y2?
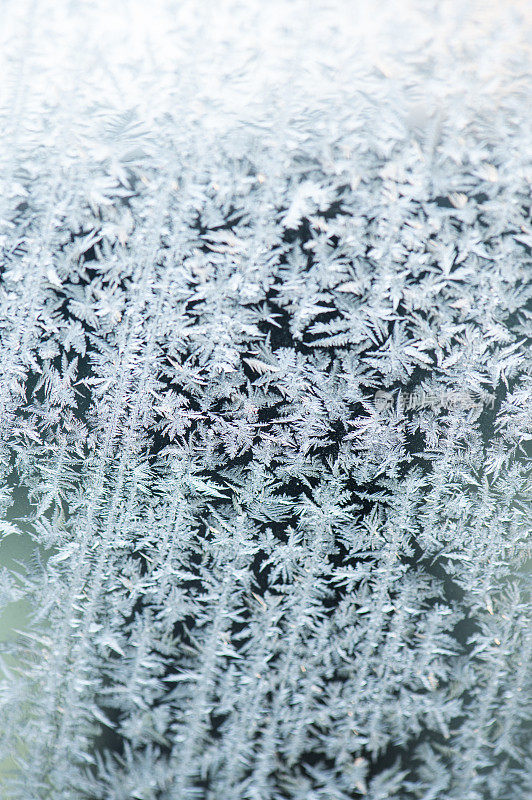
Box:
0 2 530 799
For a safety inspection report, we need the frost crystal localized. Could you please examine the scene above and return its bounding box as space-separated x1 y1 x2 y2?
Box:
0 2 530 799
